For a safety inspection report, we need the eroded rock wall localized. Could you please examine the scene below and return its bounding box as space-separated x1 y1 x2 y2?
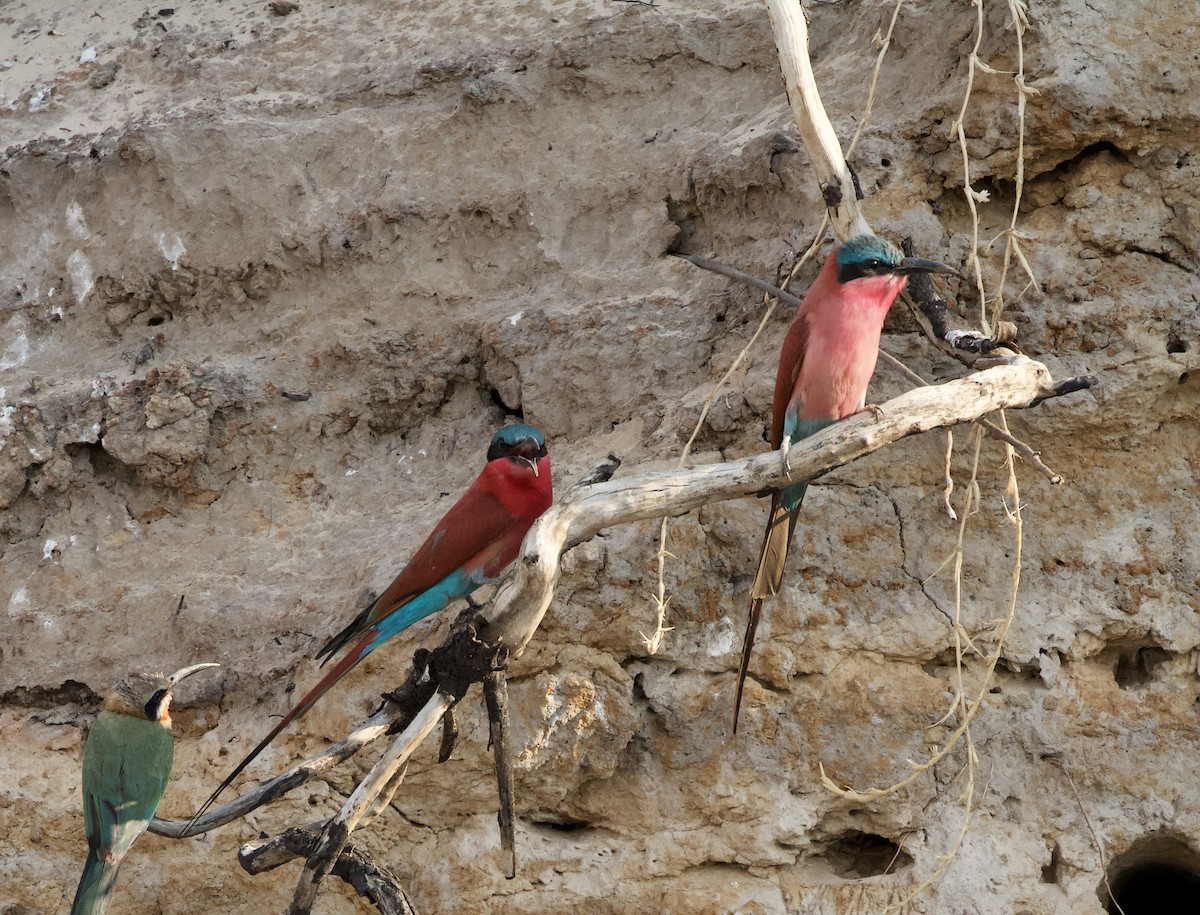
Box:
1 0 1197 912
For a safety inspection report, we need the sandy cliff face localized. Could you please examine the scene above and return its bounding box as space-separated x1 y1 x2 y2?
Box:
1 0 1197 912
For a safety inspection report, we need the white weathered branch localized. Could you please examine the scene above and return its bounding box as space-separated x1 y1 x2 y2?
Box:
151 705 400 838
479 360 1055 654
766 0 870 240
153 359 1072 913
286 695 449 911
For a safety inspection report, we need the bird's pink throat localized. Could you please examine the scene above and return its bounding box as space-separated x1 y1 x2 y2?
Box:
847 273 909 314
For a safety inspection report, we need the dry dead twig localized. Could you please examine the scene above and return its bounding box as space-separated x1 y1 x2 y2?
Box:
766 0 870 241
240 823 419 915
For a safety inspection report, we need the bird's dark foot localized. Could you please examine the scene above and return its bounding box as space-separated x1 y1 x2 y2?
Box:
859 403 885 421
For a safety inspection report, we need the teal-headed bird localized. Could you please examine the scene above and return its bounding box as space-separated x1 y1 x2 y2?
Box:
190 423 553 823
71 662 219 915
734 235 957 731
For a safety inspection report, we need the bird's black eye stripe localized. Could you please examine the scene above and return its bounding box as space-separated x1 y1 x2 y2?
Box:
144 689 168 720
838 257 893 283
506 442 547 463
490 438 546 462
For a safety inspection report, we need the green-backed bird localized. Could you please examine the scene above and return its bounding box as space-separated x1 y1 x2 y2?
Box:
734 234 957 731
70 662 219 915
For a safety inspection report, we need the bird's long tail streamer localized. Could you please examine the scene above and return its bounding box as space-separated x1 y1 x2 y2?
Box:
184 631 377 831
70 850 119 915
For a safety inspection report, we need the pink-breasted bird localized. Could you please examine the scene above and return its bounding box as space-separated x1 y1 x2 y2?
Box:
191 423 552 820
733 235 956 731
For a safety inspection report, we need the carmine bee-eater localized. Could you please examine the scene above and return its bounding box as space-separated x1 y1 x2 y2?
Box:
71 662 219 915
733 235 956 731
191 423 553 821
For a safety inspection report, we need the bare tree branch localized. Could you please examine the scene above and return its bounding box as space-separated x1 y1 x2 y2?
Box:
240 823 419 915
150 647 443 840
477 360 1068 658
484 667 517 880
288 693 451 912
766 0 870 240
152 360 1082 912
673 251 1085 485
151 704 403 838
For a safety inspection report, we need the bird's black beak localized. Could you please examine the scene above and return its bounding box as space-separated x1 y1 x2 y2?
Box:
502 436 546 476
167 662 220 687
897 256 961 279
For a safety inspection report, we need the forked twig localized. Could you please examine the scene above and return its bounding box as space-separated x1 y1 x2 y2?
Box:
240 823 419 915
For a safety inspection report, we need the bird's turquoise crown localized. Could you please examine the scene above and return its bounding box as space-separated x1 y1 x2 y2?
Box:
492 423 544 447
836 234 903 283
489 423 547 461
837 234 958 284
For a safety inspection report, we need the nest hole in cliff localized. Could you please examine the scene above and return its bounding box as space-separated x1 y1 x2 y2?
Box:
1103 643 1172 690
822 830 913 879
525 814 592 834
64 440 137 488
1102 835 1200 914
665 195 710 256
487 385 524 419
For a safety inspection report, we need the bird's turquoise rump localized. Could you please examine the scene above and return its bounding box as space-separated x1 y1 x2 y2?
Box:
191 423 554 824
